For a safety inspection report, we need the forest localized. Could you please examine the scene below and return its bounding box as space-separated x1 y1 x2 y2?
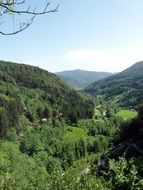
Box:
0 0 143 189
0 61 142 189
85 61 143 110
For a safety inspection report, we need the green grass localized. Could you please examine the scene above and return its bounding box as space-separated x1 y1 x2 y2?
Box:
95 108 101 115
64 126 93 141
116 110 137 120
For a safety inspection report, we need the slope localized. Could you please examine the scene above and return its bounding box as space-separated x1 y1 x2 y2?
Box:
0 61 96 188
85 61 143 109
0 60 94 129
56 69 113 89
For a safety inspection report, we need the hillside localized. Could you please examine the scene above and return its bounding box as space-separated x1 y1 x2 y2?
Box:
0 61 120 189
85 61 143 109
0 61 94 128
0 61 97 189
0 60 142 189
56 69 113 89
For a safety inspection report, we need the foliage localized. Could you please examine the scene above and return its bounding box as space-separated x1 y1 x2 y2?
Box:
114 108 143 144
85 61 143 110
0 61 94 128
0 141 49 190
48 172 110 190
0 61 142 189
0 107 8 137
105 157 143 190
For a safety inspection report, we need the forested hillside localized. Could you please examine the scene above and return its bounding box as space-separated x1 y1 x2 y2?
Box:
0 60 125 189
0 60 98 189
0 60 143 189
85 61 143 109
56 69 113 89
0 61 94 126
1 0 143 189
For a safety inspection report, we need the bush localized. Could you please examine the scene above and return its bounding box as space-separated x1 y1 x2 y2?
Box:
105 157 143 190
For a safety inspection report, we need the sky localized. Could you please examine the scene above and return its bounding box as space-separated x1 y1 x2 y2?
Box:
0 0 143 73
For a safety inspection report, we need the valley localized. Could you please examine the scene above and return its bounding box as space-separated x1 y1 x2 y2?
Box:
56 69 113 90
0 60 142 189
1 0 143 189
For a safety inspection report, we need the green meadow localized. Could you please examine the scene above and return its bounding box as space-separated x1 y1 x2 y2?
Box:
64 126 93 141
116 110 137 120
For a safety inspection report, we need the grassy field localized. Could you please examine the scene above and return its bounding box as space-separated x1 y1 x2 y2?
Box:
116 110 137 120
95 108 101 116
64 126 94 141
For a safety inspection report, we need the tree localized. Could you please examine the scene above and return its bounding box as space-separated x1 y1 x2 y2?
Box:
0 0 59 35
138 104 143 120
69 112 78 124
43 106 52 119
0 107 8 137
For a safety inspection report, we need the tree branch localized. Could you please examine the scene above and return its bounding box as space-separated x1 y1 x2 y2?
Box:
0 2 59 15
0 16 35 35
0 1 60 35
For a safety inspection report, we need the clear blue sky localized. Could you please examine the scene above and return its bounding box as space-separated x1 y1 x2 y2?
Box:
0 0 143 72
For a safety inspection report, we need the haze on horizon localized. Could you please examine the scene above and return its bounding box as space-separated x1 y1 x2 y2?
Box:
0 0 143 73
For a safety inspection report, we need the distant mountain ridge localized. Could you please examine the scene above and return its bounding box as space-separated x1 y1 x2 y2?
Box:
85 61 143 109
56 69 113 89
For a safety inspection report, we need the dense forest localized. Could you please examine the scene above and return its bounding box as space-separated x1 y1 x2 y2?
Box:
85 61 143 109
0 61 94 125
0 60 143 189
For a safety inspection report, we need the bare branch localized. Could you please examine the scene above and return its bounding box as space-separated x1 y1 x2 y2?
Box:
0 1 60 35
0 16 35 35
0 2 59 15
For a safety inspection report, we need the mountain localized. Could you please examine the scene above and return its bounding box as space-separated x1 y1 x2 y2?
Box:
85 61 143 109
0 61 96 187
0 61 94 131
0 60 141 189
56 69 113 89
